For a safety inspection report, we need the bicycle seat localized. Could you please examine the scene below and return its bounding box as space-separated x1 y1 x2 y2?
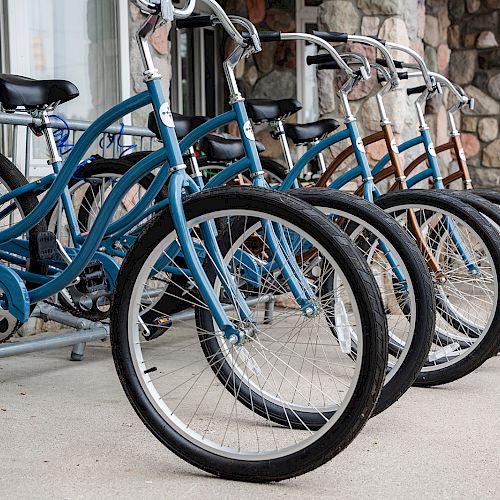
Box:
199 134 265 162
284 119 340 145
246 99 302 123
0 74 79 111
147 111 211 141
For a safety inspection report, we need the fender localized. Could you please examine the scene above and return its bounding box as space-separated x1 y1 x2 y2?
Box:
0 264 30 323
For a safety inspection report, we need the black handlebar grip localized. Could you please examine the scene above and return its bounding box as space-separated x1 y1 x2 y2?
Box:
377 71 408 83
375 58 404 69
407 85 427 95
318 62 340 70
306 53 334 65
176 15 213 29
258 31 282 42
242 31 282 42
312 31 348 43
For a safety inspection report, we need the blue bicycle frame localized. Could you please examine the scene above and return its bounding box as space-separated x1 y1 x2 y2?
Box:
0 78 261 337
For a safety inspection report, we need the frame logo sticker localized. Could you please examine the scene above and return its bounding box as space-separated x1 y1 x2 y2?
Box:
355 136 365 153
390 138 399 154
458 148 467 161
243 121 255 141
159 103 175 128
428 142 437 157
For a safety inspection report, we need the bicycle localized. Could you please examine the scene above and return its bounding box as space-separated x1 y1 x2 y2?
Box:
0 0 392 481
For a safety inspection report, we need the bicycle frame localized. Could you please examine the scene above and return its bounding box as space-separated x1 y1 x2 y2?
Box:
0 15 320 330
308 95 477 273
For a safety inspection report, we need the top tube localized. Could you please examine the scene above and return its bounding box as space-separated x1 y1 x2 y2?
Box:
0 91 152 245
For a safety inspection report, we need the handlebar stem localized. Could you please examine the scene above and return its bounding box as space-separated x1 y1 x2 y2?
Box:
223 45 246 103
136 15 162 80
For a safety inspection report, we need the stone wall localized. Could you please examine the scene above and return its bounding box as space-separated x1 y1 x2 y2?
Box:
316 0 500 190
316 0 426 189
447 0 500 188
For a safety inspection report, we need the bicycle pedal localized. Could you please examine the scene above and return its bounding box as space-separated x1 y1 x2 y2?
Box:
29 231 57 260
142 315 173 341
75 260 108 294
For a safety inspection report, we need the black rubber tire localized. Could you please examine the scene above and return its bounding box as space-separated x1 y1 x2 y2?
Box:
287 188 435 415
0 154 48 340
470 188 500 206
111 186 388 482
445 190 500 228
374 190 500 387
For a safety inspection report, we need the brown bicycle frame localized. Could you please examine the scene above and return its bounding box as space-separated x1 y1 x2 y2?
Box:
316 123 446 276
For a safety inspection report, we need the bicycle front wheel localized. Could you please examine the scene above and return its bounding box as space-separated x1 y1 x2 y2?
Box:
111 186 388 482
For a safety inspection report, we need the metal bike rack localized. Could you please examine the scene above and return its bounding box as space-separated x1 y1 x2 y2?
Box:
0 303 109 360
0 111 156 178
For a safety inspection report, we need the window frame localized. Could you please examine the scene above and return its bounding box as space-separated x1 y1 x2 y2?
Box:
296 0 319 123
170 14 223 117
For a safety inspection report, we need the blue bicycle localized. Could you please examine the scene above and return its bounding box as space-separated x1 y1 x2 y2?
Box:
0 0 391 481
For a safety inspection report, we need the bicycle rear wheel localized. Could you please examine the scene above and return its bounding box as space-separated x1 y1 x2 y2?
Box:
375 190 500 386
0 154 48 341
111 186 388 482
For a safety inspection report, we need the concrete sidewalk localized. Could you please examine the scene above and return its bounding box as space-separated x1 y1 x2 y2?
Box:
0 343 498 499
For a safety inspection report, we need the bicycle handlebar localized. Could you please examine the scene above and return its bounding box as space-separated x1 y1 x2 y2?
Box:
312 31 400 87
384 41 434 91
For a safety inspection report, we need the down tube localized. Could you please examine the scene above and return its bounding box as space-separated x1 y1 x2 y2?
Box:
279 128 352 191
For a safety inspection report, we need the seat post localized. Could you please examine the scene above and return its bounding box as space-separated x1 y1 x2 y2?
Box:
312 139 327 174
38 111 62 166
271 120 293 173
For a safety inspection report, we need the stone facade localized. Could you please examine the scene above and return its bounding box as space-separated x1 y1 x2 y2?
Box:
315 0 499 189
316 0 423 188
447 0 500 187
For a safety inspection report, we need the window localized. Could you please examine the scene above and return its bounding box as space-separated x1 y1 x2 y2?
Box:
3 0 128 176
170 24 223 117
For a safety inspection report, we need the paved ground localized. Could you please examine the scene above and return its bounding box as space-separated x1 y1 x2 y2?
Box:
0 341 498 499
